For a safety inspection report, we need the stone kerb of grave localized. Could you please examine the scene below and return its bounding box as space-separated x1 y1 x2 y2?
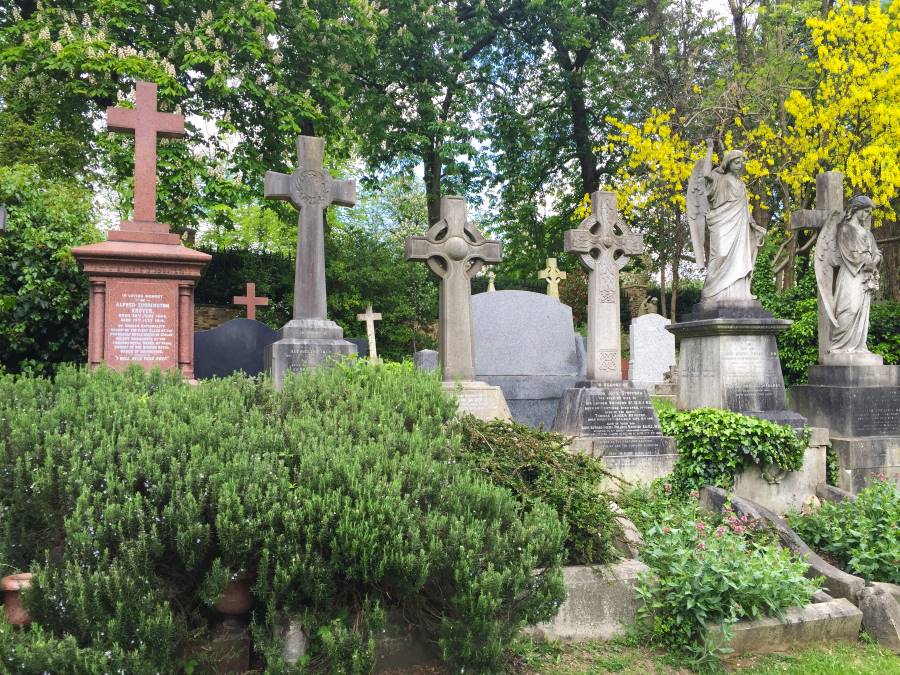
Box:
261 135 358 388
550 191 676 485
472 290 586 428
787 171 900 494
72 81 210 379
405 195 511 421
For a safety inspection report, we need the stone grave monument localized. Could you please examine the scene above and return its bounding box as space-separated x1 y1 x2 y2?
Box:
233 282 269 320
670 142 804 427
262 135 357 388
356 305 382 364
486 270 496 292
538 257 566 298
406 196 511 420
72 81 210 378
413 349 439 372
629 313 676 392
551 191 676 483
472 290 586 428
789 172 899 492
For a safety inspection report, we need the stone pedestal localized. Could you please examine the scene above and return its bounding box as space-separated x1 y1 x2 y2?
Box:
552 382 676 484
72 239 211 379
264 318 357 389
791 365 899 493
443 380 511 421
668 301 805 428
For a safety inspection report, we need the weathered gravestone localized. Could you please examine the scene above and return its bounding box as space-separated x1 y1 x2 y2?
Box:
538 257 566 298
472 290 585 428
629 313 675 391
233 282 269 320
551 191 676 484
789 172 899 493
72 81 210 378
356 305 382 364
413 349 439 372
405 196 511 420
262 135 357 388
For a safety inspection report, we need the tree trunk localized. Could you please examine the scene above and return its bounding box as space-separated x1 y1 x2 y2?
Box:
567 72 598 196
422 140 443 226
670 210 685 321
658 263 667 319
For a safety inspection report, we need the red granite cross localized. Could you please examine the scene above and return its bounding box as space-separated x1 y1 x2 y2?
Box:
233 283 269 320
107 81 185 228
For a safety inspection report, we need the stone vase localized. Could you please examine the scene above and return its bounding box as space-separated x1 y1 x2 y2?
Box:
211 572 254 672
215 574 253 617
2 572 34 626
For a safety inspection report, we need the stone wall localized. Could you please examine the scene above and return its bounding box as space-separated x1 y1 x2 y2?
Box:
195 304 240 331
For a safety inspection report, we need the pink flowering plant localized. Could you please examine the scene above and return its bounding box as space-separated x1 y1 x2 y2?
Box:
634 494 819 665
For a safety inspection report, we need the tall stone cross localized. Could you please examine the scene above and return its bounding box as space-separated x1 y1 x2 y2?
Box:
356 304 382 364
789 171 844 361
538 257 567 297
107 81 184 231
233 282 269 321
406 196 502 382
565 191 644 382
264 136 356 321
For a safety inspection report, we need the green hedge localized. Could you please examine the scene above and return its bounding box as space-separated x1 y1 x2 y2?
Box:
456 417 621 565
0 363 566 672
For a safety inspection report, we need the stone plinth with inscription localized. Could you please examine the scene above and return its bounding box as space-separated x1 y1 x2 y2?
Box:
72 82 210 378
668 302 805 429
791 365 899 494
551 192 675 484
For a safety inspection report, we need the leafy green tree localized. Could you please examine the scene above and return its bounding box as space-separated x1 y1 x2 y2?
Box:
0 164 99 373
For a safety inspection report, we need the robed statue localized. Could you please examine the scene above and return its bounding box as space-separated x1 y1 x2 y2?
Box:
815 195 881 356
686 139 766 303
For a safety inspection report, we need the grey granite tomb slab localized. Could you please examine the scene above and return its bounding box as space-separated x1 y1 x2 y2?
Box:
194 318 278 379
413 349 439 372
472 290 585 427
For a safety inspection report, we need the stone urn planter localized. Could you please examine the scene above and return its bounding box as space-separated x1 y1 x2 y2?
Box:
212 572 254 673
214 574 253 618
2 572 34 626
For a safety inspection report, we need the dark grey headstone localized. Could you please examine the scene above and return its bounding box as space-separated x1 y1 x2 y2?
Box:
194 318 278 379
472 290 585 428
0 205 7 232
347 338 369 358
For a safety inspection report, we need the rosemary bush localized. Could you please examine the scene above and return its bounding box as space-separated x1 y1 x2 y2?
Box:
0 362 566 672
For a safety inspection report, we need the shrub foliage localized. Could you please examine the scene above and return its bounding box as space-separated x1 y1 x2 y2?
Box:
657 404 808 493
456 417 621 565
787 477 900 584
0 363 566 672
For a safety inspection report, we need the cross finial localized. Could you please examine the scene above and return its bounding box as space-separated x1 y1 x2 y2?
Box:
538 257 567 297
356 304 383 364
233 282 269 320
487 270 496 292
107 81 185 226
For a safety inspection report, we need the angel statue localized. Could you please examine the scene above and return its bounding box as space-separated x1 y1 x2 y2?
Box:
686 139 766 303
816 195 881 356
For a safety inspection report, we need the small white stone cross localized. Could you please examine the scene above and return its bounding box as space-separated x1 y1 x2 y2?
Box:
565 191 643 382
487 271 496 292
538 257 567 297
356 304 382 364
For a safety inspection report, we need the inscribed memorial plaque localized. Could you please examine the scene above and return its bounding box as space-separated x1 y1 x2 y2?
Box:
105 280 178 369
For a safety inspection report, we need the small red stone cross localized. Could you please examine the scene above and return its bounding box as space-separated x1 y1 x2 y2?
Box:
107 81 185 226
233 283 269 320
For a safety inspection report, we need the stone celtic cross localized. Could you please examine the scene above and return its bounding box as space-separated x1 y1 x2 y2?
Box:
565 191 643 382
107 81 185 229
538 257 567 297
789 171 844 361
406 196 502 381
356 304 382 364
264 136 356 321
233 282 269 321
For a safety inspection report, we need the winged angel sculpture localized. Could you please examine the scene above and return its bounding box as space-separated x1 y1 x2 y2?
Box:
815 195 881 354
686 139 766 303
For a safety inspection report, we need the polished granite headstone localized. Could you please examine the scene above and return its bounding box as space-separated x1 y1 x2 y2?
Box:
791 365 899 493
473 290 585 427
668 300 805 428
194 318 277 379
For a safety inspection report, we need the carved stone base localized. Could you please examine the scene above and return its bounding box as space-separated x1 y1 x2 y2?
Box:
553 382 676 485
791 364 899 494
442 380 511 421
264 318 357 389
668 302 805 428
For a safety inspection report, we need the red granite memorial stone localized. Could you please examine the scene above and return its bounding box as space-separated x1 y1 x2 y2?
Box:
72 81 210 378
